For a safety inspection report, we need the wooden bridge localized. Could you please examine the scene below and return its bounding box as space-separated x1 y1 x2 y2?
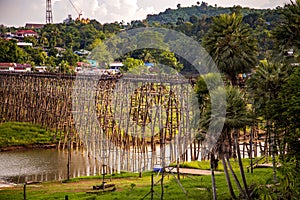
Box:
0 71 272 173
0 72 200 173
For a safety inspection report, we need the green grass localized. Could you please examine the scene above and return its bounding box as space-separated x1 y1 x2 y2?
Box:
0 122 56 148
0 165 274 199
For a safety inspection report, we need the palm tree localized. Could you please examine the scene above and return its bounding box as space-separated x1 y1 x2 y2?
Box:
202 13 258 85
273 0 300 52
246 59 289 183
195 73 223 200
198 79 251 199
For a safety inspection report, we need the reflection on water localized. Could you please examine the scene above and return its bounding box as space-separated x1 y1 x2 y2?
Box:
0 149 101 184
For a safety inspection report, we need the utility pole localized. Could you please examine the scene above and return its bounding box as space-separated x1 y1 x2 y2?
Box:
46 0 53 24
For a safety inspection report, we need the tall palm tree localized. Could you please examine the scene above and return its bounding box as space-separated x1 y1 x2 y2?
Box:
198 82 251 199
195 73 223 200
246 59 289 183
273 0 300 52
202 13 258 85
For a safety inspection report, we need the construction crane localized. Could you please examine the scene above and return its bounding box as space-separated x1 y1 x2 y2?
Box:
67 0 82 21
67 0 90 23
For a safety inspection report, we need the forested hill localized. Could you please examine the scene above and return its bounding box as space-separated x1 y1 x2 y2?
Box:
146 3 281 26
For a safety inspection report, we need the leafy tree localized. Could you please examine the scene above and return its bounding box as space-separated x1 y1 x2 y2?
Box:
122 57 144 71
273 0 300 52
103 22 121 34
0 39 29 63
58 60 72 74
24 47 47 66
24 36 38 46
203 13 258 85
58 48 79 66
89 40 113 67
279 67 300 160
247 59 289 183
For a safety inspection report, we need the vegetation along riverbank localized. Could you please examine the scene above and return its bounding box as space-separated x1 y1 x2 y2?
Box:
0 122 57 151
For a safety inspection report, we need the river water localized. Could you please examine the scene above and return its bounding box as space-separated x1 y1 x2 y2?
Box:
0 149 101 184
0 143 257 185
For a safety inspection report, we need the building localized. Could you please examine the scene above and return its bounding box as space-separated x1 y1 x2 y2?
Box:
87 59 98 67
17 42 33 47
74 49 90 56
15 30 38 38
0 63 16 71
63 14 73 24
14 64 32 72
109 62 123 69
0 63 31 72
25 23 45 29
35 66 48 72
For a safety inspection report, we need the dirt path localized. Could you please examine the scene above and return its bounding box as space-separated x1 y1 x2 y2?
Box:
166 168 222 176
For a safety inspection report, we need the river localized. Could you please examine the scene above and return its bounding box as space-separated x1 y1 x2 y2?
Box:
0 149 101 184
0 144 256 185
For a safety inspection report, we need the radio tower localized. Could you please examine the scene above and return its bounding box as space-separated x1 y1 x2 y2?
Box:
46 0 53 24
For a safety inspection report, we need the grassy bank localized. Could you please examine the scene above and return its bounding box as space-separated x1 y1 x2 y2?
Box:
0 122 56 149
0 166 273 199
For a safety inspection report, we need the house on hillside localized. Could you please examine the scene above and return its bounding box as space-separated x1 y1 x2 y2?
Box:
14 64 31 72
15 30 38 38
0 63 16 71
17 42 33 47
109 62 123 69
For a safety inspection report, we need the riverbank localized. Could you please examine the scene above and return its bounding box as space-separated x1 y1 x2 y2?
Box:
0 122 57 151
0 167 273 199
0 143 57 152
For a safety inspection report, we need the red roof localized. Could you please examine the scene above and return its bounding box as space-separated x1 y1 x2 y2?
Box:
77 62 91 67
16 30 37 35
0 63 16 67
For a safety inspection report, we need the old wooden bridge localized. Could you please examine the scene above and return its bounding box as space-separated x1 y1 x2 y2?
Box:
0 72 200 173
0 71 270 174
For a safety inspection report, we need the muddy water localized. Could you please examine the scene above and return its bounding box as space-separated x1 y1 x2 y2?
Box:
0 149 101 184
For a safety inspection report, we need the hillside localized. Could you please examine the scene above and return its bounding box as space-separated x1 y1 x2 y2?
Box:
146 3 280 26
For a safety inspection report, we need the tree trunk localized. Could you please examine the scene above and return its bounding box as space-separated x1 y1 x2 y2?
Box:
271 123 277 183
221 155 236 199
210 153 217 200
234 129 249 199
226 156 245 197
249 125 253 173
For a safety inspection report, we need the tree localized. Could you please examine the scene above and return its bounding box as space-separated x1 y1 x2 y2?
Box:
197 74 251 199
195 73 223 200
279 67 300 161
273 0 300 52
89 39 113 67
0 39 29 63
122 57 144 71
57 48 79 67
202 13 258 85
247 59 289 183
213 86 251 199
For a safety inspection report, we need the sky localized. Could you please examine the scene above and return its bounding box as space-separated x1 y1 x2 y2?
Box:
0 0 293 27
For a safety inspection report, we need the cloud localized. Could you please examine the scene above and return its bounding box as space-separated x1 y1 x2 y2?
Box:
0 0 45 27
53 0 155 24
261 0 292 8
0 0 293 27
